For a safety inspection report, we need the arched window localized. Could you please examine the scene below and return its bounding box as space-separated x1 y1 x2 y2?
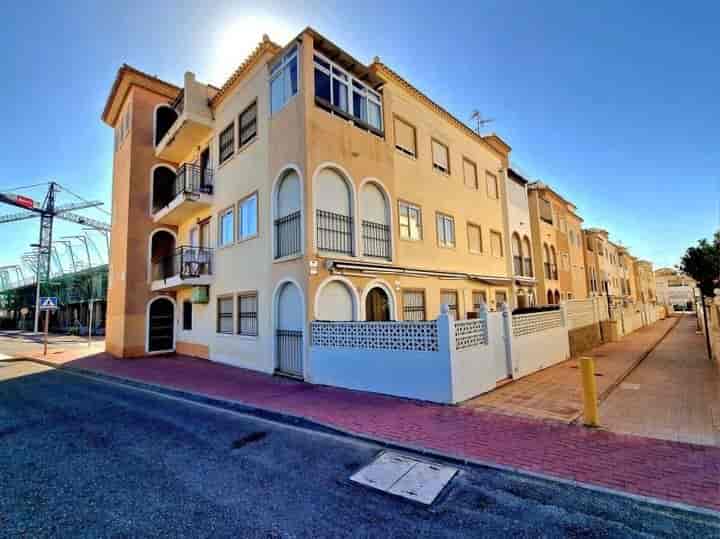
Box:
543 243 551 280
155 105 178 146
550 246 558 280
511 233 522 276
316 279 356 321
275 170 302 259
316 168 353 255
150 230 176 281
554 290 561 305
522 236 533 277
547 290 554 305
152 166 177 213
361 182 390 259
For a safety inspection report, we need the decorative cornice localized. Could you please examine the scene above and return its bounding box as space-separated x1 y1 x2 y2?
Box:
369 61 511 159
209 35 282 109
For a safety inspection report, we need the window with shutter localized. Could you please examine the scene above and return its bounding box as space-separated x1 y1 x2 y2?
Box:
490 231 503 257
394 117 416 157
440 290 458 319
402 290 426 321
467 223 482 253
238 102 257 147
463 158 478 189
436 213 455 248
431 139 449 174
486 171 498 199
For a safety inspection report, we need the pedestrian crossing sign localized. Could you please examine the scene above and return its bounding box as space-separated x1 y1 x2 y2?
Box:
39 297 58 310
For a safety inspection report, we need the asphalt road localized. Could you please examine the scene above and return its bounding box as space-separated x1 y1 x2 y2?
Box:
0 360 717 538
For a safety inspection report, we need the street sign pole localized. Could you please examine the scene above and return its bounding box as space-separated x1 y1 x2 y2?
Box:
43 308 49 357
88 299 94 347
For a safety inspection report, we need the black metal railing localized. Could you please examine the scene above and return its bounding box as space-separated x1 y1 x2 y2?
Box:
523 257 533 277
276 329 303 377
362 220 391 259
274 210 302 259
316 209 353 255
171 90 185 116
153 163 214 213
152 246 213 281
513 255 523 276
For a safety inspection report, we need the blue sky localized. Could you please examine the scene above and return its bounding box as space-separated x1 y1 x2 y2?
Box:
0 0 718 276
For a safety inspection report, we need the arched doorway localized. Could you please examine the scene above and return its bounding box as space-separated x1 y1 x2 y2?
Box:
276 282 304 378
155 105 178 146
150 230 176 281
365 286 391 321
547 290 554 305
554 290 561 305
152 166 177 212
148 297 174 352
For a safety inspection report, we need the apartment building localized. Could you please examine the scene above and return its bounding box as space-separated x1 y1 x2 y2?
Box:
506 168 536 307
634 260 657 304
527 182 586 304
655 267 696 309
101 28 515 377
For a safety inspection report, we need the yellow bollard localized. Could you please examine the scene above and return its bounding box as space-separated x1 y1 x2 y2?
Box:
579 356 599 427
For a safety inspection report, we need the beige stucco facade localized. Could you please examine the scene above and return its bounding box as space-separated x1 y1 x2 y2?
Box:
102 29 517 377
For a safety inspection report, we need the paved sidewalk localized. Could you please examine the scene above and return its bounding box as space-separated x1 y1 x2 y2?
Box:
463 316 679 422
10 336 720 513
602 315 720 446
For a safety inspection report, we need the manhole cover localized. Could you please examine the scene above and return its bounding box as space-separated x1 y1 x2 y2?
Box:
350 451 457 505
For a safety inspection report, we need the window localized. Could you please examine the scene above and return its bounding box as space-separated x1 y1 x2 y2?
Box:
238 193 258 241
394 117 416 157
495 291 507 308
490 231 503 257
467 223 482 253
540 199 553 224
441 290 458 319
238 102 257 148
436 213 455 248
314 53 383 131
218 207 234 246
463 158 478 189
472 290 487 312
217 296 233 334
237 292 258 336
270 46 298 114
486 172 499 199
219 123 235 164
402 290 425 321
399 201 422 240
431 139 449 174
182 301 192 331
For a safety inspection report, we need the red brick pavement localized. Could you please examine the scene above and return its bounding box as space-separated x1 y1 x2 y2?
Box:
21 349 720 513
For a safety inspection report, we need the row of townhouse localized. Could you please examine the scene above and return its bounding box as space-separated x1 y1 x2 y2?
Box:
102 27 656 378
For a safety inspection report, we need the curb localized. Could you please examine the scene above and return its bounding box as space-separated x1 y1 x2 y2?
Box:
8 354 720 520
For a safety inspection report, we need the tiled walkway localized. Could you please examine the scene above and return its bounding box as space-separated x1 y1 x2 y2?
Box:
11 320 720 513
463 317 679 422
602 315 720 446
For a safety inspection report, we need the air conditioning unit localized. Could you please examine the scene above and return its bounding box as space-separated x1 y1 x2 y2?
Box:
191 286 209 304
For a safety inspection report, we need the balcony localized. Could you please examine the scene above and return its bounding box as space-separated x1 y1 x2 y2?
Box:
151 246 213 291
316 210 353 255
155 73 214 162
362 220 391 259
153 163 213 225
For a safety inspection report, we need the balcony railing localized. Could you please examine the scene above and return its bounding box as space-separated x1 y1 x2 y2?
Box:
362 220 391 259
153 163 214 213
152 246 213 281
316 209 353 255
523 257 533 278
513 255 523 276
275 210 302 259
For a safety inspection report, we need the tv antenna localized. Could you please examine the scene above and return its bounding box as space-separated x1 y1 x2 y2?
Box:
470 110 494 134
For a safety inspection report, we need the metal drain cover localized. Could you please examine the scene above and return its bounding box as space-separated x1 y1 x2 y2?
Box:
350 451 457 505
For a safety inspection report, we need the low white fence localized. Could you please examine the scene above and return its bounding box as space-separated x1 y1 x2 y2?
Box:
310 303 570 404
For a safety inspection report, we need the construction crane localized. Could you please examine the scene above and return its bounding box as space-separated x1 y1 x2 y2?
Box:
0 181 110 331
